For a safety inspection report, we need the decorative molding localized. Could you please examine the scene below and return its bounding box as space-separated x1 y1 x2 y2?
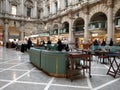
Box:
9 0 20 5
24 0 34 8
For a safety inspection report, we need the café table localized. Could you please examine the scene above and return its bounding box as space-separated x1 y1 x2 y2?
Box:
107 53 120 78
66 52 92 81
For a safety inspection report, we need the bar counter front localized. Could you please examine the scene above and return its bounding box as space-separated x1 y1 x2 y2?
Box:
29 48 67 77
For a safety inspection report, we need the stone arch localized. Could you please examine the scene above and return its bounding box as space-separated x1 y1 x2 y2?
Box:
115 9 120 17
61 17 69 25
113 1 120 18
52 23 59 30
90 12 107 21
78 11 86 22
73 17 84 26
73 17 84 32
61 21 69 33
89 4 108 22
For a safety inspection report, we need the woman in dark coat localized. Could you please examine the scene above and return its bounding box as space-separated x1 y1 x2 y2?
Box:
101 39 106 46
109 38 113 46
27 38 32 50
57 39 63 51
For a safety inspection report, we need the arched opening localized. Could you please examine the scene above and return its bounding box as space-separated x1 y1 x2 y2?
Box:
89 12 107 42
115 9 120 42
49 24 59 43
115 9 120 27
61 22 69 34
59 22 69 44
73 18 84 48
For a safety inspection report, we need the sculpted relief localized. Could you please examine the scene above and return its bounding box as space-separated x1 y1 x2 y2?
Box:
24 0 34 8
9 0 20 5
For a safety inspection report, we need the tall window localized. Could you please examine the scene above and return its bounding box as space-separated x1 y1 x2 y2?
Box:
65 0 68 7
38 10 40 19
27 7 31 17
55 2 58 13
12 5 17 15
48 6 50 15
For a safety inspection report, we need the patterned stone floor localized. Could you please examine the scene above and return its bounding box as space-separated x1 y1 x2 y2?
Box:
0 46 119 90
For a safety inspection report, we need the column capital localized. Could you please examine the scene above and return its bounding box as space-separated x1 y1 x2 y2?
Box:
20 21 24 26
4 19 9 24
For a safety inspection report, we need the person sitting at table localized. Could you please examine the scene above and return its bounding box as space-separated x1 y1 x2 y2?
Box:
101 39 106 46
109 38 113 46
93 39 99 50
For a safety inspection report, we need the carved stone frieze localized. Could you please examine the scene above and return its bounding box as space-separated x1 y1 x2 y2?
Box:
24 0 34 8
9 0 20 5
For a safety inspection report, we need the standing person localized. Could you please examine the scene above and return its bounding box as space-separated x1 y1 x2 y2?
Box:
47 39 51 45
57 39 63 51
41 40 45 46
109 38 113 46
47 38 51 50
21 40 25 53
27 38 32 50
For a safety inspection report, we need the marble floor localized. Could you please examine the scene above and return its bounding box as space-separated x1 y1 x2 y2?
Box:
0 46 119 90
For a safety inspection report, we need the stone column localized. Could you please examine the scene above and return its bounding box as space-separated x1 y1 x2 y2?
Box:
43 2 48 17
5 0 9 13
20 21 24 40
52 1 56 14
58 24 62 39
50 0 53 14
2 0 6 12
21 0 24 16
33 1 37 17
1 1 3 12
84 9 90 43
4 19 9 46
107 1 114 43
58 0 61 10
69 16 75 49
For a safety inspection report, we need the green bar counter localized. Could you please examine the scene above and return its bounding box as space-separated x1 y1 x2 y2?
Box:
29 48 42 69
29 48 67 77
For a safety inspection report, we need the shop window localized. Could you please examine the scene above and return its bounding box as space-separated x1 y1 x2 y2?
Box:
11 5 17 15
